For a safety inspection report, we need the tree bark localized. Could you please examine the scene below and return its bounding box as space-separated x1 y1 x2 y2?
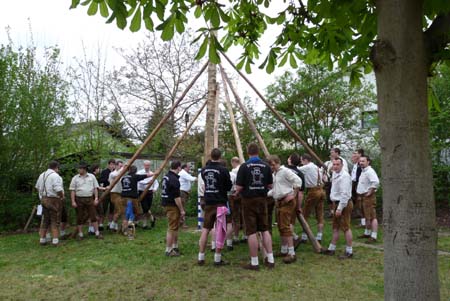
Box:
373 0 440 299
204 61 217 163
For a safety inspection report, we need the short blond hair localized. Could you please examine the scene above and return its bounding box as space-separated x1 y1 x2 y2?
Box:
231 157 240 164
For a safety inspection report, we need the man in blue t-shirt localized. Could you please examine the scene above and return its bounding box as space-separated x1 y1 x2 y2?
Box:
234 143 274 270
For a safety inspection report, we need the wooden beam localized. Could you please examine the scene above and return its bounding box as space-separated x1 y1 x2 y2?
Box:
138 99 208 201
220 73 245 163
100 61 208 202
213 83 220 148
220 65 270 158
221 53 324 167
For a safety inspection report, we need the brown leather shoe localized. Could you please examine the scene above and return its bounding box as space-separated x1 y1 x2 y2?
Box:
214 260 230 267
366 237 377 244
264 258 275 269
274 251 288 258
339 252 353 260
358 234 371 239
322 249 335 256
242 263 259 271
282 254 297 264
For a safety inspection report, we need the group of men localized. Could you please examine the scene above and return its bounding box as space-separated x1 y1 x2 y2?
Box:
158 143 380 270
35 143 380 271
35 159 160 245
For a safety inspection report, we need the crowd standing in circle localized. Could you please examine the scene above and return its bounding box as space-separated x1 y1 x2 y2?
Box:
35 144 381 271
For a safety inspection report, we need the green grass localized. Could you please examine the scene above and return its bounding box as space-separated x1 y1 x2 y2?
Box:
0 218 449 300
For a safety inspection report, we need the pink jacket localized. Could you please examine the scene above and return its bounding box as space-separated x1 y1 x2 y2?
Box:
215 206 228 249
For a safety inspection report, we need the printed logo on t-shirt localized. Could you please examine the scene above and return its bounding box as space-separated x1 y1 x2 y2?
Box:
205 171 219 193
249 164 265 190
161 176 168 198
122 177 131 191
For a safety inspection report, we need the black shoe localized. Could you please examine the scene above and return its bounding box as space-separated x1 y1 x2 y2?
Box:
172 248 181 255
214 260 230 266
263 258 275 269
142 225 149 230
99 225 104 231
240 238 248 243
242 263 259 271
339 252 353 260
358 234 371 239
322 249 335 256
210 248 216 253
150 217 156 228
197 259 205 266
88 231 95 236
227 245 234 251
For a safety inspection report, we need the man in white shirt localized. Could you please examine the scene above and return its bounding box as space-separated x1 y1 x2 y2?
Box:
108 160 123 231
69 161 102 240
178 163 197 228
299 154 326 243
267 155 303 264
322 158 354 259
356 156 380 243
35 161 64 246
137 160 158 229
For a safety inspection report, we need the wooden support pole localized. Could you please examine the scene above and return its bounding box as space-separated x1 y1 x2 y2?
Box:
23 205 37 232
213 83 220 148
220 65 270 158
297 212 323 253
221 53 324 167
100 61 208 202
220 74 245 163
221 57 323 253
138 99 208 202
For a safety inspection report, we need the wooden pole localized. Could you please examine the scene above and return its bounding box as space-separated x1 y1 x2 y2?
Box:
220 76 245 163
221 53 324 167
220 65 270 158
204 61 217 163
297 212 323 253
23 205 37 232
138 99 208 201
213 83 220 148
221 58 323 253
100 62 208 202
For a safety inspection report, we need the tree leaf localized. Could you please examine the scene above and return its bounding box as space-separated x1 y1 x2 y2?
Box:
289 53 298 68
175 18 185 34
245 58 252 73
278 52 289 67
194 5 202 18
144 17 154 31
130 6 142 32
210 7 220 28
208 37 220 64
99 1 109 17
70 0 81 9
87 1 98 16
195 36 208 60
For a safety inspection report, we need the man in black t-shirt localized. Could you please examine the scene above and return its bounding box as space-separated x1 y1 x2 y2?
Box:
161 160 183 257
120 165 152 236
99 159 116 229
286 153 306 249
197 149 232 266
234 143 274 270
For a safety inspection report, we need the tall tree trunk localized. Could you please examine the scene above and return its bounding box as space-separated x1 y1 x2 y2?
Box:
373 0 440 299
204 62 217 162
